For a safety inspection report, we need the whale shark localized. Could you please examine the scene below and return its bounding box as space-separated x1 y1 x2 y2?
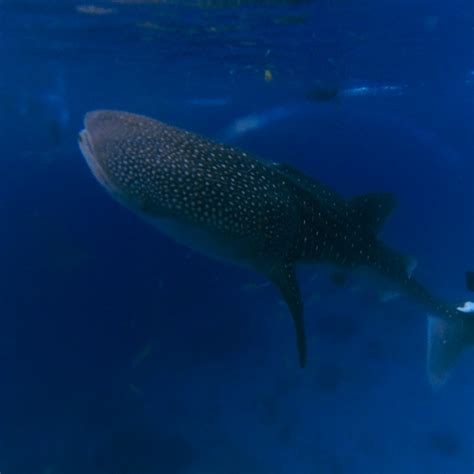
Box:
79 110 474 386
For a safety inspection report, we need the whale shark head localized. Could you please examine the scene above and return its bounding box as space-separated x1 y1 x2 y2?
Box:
79 110 198 216
79 110 165 212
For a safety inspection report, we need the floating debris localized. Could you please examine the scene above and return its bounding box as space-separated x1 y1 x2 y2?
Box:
138 21 159 29
76 4 115 15
132 343 153 368
129 383 143 396
341 84 405 98
264 69 273 82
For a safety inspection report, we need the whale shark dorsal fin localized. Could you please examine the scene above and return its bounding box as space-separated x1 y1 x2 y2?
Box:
268 262 307 367
271 162 346 205
349 192 397 234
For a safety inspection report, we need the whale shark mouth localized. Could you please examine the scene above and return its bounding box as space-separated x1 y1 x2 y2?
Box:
78 128 115 193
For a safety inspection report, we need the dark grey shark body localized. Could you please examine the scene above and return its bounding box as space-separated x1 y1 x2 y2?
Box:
79 110 474 385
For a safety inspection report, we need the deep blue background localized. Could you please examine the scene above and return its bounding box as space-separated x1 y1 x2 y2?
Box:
1 1 474 473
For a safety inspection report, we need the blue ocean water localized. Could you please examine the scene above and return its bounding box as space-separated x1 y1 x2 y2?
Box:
1 0 474 472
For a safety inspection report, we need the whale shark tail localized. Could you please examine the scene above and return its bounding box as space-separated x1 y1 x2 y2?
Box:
427 314 474 386
427 272 474 387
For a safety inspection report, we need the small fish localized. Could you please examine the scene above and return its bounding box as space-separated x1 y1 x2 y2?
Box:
79 110 474 386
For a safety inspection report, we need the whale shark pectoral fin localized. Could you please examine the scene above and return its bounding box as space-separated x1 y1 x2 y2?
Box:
349 192 397 234
268 263 307 368
427 314 474 387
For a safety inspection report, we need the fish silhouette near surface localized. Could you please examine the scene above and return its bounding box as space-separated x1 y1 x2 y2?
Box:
79 110 474 386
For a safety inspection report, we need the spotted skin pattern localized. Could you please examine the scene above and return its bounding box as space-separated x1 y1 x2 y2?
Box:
79 110 471 371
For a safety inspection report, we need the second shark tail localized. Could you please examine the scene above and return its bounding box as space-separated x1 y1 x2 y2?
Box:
427 273 474 387
427 315 474 386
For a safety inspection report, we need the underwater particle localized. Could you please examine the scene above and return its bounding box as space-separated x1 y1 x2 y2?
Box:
76 4 115 15
129 383 143 396
132 343 153 368
264 69 273 82
137 21 162 31
429 431 461 457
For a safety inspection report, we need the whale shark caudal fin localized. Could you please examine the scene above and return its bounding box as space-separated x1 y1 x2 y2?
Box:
272 163 396 237
427 315 474 386
268 262 307 367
